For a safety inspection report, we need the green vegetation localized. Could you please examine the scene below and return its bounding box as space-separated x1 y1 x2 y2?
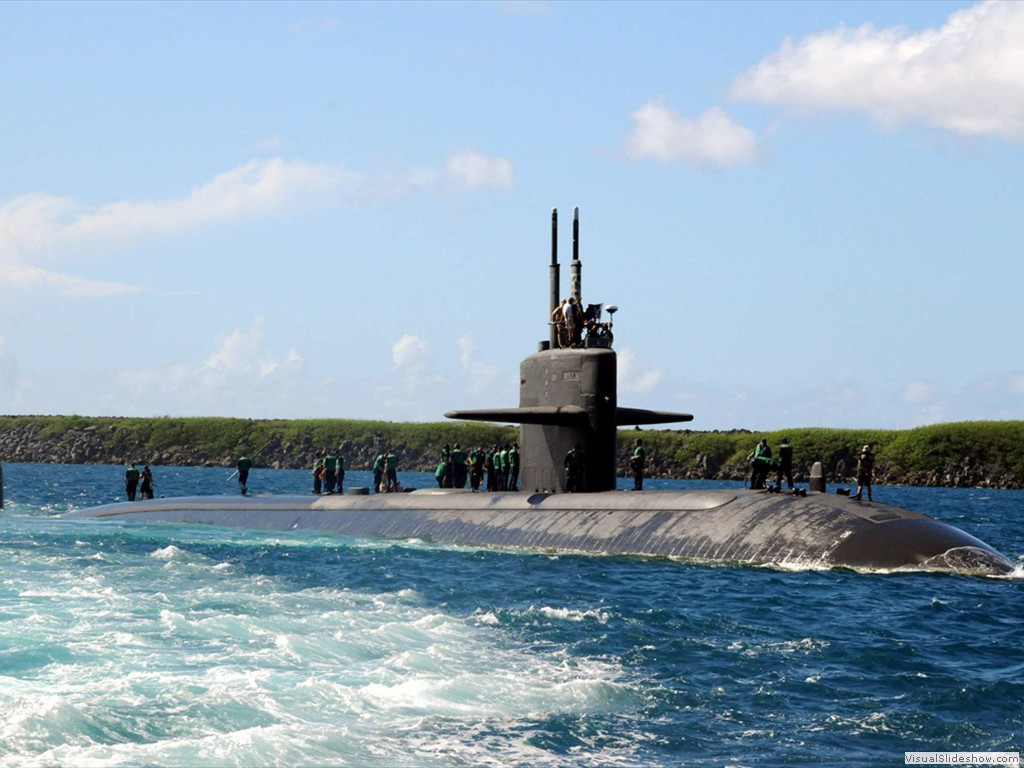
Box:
2 416 1024 487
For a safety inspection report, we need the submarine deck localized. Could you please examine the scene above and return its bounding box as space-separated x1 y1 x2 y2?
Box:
61 488 1015 575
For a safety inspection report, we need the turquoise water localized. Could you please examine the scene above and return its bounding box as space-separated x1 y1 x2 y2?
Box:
1 463 1022 767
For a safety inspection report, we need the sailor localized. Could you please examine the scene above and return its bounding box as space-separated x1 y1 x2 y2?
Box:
564 444 583 492
564 298 581 347
336 453 345 495
486 446 497 491
385 451 399 492
551 299 568 348
140 465 154 499
853 444 874 501
323 454 338 494
775 438 794 492
440 443 453 488
451 443 467 488
236 455 252 495
497 444 509 493
125 463 140 501
372 453 385 493
508 443 520 491
469 446 485 492
748 439 772 490
435 460 446 488
630 438 647 491
312 458 325 494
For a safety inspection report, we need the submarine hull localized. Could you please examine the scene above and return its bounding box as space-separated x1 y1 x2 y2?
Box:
62 489 1015 575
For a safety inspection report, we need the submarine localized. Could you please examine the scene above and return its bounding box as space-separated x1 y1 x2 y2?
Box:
64 209 1016 576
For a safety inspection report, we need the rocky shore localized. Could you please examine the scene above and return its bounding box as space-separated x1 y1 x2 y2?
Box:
2 419 1022 489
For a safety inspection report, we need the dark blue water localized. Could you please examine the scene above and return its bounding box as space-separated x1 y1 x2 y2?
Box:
1 463 1022 767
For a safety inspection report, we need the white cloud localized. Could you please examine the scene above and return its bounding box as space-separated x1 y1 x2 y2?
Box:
617 346 665 395
0 261 140 298
287 18 342 35
0 159 357 299
110 317 305 417
373 334 445 416
392 334 432 371
0 151 515 299
896 381 946 425
202 316 297 382
730 0 1024 140
445 150 515 191
899 380 939 405
458 334 499 395
1 159 352 260
250 134 283 153
625 101 759 168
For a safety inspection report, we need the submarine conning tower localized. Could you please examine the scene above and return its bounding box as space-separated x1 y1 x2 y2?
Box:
446 208 693 492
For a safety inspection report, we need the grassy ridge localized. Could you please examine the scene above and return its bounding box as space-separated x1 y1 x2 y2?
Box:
2 415 1024 487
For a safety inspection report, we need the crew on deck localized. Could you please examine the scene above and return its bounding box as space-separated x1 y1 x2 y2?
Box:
125 463 140 501
748 439 772 490
774 438 794 492
565 444 584 492
236 455 252 495
140 465 154 499
630 438 647 491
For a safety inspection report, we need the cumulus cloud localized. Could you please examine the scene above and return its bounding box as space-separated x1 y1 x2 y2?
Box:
617 346 665 395
730 0 1024 140
445 150 515 190
202 316 302 381
359 149 514 201
458 334 499 395
392 334 432 372
111 317 305 416
372 334 446 415
625 101 759 168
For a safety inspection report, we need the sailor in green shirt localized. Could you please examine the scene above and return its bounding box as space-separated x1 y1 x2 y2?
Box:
498 446 509 491
630 438 646 491
125 463 140 501
747 438 772 490
324 454 338 494
469 447 485 492
451 443 467 488
508 443 520 491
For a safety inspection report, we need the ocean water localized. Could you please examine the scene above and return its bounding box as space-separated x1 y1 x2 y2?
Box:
1 463 1022 768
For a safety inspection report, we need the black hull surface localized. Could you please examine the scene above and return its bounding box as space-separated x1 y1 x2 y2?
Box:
62 489 1016 576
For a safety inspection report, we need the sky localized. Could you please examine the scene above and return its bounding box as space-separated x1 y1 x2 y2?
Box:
2 0 1023 431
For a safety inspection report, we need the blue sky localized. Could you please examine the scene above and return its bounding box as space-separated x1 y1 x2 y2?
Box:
2 0 1022 431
